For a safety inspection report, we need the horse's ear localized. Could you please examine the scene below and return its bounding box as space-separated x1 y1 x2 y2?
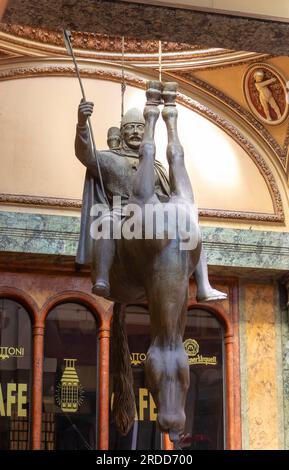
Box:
111 303 135 435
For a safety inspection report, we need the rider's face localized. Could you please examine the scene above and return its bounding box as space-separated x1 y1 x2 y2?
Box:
122 123 144 150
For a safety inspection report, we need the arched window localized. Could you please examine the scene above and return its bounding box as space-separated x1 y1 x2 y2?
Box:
0 298 32 450
109 305 224 450
43 302 98 450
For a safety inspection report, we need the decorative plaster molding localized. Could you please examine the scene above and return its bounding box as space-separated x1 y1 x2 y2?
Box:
0 23 197 53
199 209 281 223
0 194 81 209
0 64 284 223
0 193 282 222
0 23 269 70
174 71 289 170
243 62 289 127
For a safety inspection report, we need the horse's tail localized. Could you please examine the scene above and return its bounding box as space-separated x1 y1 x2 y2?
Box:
111 302 135 435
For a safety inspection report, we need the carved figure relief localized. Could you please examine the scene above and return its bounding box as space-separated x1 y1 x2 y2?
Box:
243 63 288 125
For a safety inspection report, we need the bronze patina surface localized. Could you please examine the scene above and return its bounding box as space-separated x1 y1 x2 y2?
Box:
75 80 226 443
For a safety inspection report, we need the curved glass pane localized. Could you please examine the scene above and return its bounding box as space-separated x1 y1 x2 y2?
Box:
0 299 32 450
43 302 98 450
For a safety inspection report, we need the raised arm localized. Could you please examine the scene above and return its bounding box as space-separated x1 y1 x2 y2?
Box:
75 100 101 177
259 77 276 87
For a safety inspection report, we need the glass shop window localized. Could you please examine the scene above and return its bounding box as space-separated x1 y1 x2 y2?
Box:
0 299 32 450
109 306 224 450
182 308 224 450
43 303 98 450
109 306 160 450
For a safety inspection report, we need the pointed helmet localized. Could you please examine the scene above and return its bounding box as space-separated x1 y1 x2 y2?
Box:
121 108 145 128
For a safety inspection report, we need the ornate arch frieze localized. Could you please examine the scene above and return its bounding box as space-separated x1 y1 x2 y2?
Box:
0 23 270 69
172 71 289 172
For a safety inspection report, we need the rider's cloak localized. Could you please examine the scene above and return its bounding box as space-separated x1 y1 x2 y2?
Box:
76 157 171 266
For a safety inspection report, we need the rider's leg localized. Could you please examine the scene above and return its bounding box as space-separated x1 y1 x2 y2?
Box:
194 246 227 302
162 82 227 302
132 81 161 203
91 238 115 298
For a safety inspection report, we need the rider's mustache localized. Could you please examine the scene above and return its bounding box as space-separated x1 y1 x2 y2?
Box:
129 134 142 141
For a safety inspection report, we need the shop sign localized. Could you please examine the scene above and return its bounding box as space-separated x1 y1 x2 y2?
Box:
0 383 27 417
130 339 217 367
111 387 157 422
0 346 25 361
184 339 217 366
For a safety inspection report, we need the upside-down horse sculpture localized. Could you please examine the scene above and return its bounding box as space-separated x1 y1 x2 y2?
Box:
75 80 226 444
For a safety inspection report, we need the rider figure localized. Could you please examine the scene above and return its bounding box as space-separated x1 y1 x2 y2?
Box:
75 101 227 302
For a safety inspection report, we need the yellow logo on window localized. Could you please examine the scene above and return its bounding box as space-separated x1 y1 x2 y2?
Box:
55 359 84 413
184 339 217 366
130 339 217 367
0 347 24 361
183 339 199 357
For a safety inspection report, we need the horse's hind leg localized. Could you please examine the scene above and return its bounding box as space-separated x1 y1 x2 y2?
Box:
162 83 194 203
132 81 161 204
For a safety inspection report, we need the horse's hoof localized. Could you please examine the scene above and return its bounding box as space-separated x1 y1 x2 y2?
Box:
146 80 162 105
162 82 178 106
92 280 110 298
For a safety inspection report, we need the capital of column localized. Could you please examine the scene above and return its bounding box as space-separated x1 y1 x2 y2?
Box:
33 324 45 336
98 326 110 340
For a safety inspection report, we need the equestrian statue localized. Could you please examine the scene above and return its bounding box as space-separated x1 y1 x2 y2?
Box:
75 80 226 444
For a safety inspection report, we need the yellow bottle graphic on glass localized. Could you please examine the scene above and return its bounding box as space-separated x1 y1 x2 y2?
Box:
57 359 82 413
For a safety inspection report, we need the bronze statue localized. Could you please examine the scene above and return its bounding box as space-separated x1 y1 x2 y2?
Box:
75 81 226 444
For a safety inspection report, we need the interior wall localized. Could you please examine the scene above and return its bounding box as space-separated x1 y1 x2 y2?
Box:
194 56 289 148
0 76 274 215
239 281 284 450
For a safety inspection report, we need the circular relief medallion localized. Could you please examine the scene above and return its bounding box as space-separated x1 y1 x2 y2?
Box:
183 338 199 360
243 63 288 125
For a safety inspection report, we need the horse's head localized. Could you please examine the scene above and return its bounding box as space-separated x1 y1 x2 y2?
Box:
145 342 189 443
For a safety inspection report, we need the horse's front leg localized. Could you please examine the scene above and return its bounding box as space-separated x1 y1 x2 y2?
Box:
131 80 161 204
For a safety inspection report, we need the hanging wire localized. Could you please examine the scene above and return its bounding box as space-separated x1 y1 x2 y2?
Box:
121 36 126 121
158 41 162 82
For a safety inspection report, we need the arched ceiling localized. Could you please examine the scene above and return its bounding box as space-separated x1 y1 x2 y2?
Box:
0 23 269 70
0 22 288 222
